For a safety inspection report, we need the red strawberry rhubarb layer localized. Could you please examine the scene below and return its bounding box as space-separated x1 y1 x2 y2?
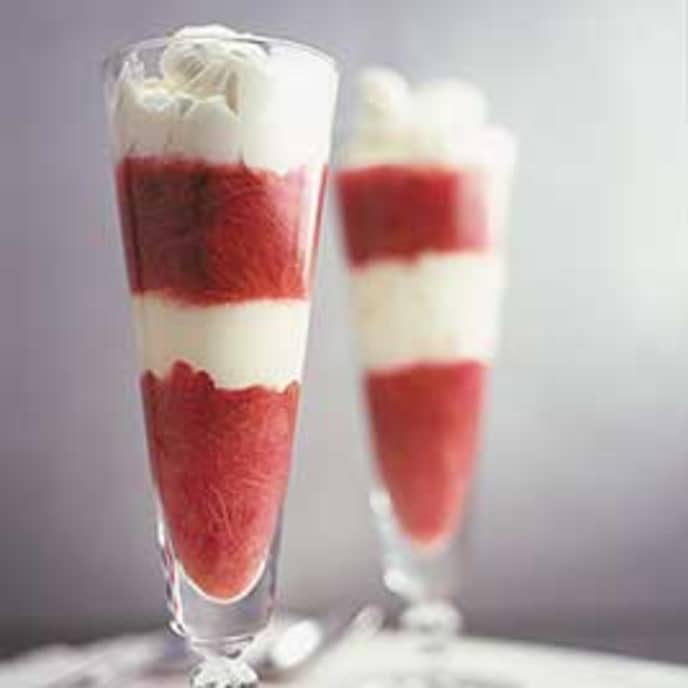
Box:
142 362 299 600
117 158 323 305
338 165 489 267
117 156 323 600
366 362 484 548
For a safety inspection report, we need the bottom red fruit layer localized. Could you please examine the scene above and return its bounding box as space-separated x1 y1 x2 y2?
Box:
141 361 299 600
365 361 485 548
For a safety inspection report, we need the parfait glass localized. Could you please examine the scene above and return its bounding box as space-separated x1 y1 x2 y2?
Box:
336 70 516 685
103 27 337 688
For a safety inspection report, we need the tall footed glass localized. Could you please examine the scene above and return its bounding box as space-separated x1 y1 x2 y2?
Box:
336 70 516 685
103 27 337 688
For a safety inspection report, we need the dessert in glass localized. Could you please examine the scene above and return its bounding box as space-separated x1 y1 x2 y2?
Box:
336 69 516 683
103 25 337 688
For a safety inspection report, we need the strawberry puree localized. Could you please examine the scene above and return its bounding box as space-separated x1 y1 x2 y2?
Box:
142 362 299 600
117 155 325 599
117 157 322 304
337 165 489 266
365 362 485 547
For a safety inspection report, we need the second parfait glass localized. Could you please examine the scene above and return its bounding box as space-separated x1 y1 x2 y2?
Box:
103 26 337 688
336 69 516 684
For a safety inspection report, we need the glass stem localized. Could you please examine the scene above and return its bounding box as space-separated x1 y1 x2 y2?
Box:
189 637 258 688
400 599 463 659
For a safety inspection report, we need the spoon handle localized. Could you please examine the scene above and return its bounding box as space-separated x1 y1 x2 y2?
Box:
257 605 385 681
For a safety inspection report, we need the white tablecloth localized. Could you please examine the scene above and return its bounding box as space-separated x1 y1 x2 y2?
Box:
131 633 688 688
4 632 688 687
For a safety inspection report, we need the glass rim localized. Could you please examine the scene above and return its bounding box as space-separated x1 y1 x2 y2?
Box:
102 31 338 78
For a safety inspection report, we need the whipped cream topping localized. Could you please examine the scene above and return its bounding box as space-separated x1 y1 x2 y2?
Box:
132 295 310 391
350 252 504 371
342 68 516 171
111 25 337 173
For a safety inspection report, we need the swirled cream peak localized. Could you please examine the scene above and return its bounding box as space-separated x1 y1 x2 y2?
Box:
342 67 516 169
159 25 265 100
111 24 337 172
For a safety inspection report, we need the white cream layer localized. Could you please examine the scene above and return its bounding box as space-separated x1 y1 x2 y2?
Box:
350 252 504 371
111 25 338 174
132 294 309 391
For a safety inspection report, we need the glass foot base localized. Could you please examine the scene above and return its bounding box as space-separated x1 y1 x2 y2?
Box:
190 655 258 688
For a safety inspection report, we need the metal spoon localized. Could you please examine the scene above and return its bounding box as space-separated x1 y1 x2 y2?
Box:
255 604 385 681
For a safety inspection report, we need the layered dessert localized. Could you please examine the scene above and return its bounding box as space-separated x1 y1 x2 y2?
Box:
110 26 336 600
337 70 515 549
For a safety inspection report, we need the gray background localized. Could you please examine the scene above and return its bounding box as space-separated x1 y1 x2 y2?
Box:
2 0 687 663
